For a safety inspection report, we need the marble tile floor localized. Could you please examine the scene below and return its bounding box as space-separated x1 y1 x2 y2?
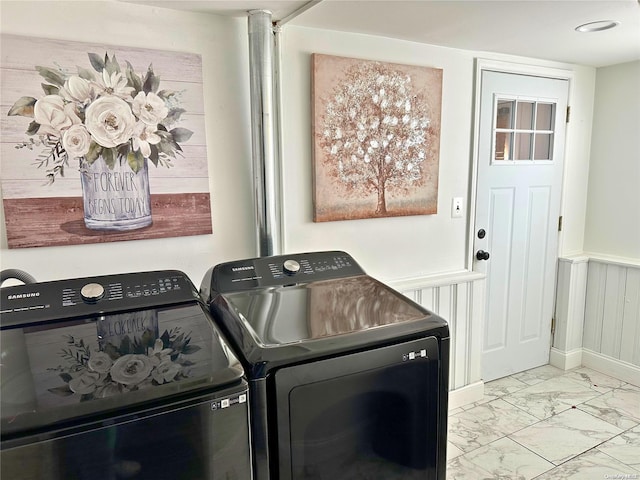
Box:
447 365 640 479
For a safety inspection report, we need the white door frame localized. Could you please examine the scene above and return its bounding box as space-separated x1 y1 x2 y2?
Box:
469 59 575 269
469 59 575 376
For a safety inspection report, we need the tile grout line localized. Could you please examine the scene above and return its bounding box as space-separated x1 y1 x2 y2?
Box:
448 366 640 479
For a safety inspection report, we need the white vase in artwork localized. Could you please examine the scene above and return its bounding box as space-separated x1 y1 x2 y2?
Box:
80 156 152 231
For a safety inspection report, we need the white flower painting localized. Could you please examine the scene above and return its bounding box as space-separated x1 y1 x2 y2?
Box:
1 35 211 248
83 95 138 149
312 54 442 222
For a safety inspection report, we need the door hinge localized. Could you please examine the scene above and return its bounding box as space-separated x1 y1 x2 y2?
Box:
566 106 571 123
558 216 563 232
551 316 556 335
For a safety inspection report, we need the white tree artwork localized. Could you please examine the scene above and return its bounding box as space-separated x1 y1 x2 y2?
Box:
312 54 442 222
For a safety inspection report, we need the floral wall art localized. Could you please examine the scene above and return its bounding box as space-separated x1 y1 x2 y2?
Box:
1 35 211 248
312 54 442 222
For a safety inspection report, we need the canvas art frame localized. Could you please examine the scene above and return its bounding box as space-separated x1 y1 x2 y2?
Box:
1 34 212 248
312 53 442 222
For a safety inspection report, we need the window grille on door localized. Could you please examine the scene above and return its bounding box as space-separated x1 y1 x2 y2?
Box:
492 96 556 163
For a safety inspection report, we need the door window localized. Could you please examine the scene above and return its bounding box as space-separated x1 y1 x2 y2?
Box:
493 96 556 163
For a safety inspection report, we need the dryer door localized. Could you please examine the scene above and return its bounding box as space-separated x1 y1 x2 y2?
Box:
273 336 447 480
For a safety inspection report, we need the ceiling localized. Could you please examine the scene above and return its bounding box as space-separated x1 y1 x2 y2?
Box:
122 0 640 67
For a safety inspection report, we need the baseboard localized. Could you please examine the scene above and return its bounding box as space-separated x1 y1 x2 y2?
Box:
449 380 484 410
549 347 583 371
581 349 640 387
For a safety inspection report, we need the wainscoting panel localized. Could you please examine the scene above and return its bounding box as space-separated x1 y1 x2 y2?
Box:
583 259 640 367
554 256 640 385
620 268 640 366
391 272 486 393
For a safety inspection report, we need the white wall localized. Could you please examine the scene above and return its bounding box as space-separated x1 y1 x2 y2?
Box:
583 60 640 260
280 26 472 280
559 65 597 256
280 26 596 282
552 64 639 383
0 2 597 290
0 1 256 286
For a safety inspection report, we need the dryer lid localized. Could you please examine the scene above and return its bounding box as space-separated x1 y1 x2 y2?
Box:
204 252 449 375
223 275 431 347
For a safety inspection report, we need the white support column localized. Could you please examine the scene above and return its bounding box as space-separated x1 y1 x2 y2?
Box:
551 256 589 370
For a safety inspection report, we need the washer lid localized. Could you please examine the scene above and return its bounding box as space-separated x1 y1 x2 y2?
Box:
1 298 243 436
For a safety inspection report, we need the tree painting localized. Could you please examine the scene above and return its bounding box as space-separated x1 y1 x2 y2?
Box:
312 54 442 222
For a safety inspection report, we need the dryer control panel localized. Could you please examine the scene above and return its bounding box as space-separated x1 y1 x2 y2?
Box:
1 270 198 328
210 251 366 293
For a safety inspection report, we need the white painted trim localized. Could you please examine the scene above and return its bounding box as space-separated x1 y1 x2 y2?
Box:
386 270 485 291
468 276 486 383
448 380 484 410
550 345 640 386
559 253 640 268
471 59 576 270
549 346 583 371
558 255 590 264
467 59 483 270
582 349 640 387
472 60 575 381
584 253 640 269
475 58 574 81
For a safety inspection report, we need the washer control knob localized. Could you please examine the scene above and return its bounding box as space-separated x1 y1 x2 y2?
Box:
283 259 301 275
80 283 105 303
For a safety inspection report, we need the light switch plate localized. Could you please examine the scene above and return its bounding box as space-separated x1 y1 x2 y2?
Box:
452 197 463 218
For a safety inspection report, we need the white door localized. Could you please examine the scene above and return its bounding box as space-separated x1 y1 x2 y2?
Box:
475 70 569 381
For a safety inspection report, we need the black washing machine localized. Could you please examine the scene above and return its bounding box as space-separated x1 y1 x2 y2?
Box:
1 270 252 480
200 251 449 480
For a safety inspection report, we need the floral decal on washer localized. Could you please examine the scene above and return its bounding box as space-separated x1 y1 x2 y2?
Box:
47 321 199 401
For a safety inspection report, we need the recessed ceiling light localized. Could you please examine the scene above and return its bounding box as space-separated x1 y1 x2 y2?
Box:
575 20 620 33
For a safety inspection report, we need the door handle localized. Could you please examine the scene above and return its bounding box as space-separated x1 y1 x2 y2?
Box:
476 250 490 261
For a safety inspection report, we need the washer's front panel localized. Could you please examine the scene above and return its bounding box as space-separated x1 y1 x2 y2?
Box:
2 386 252 480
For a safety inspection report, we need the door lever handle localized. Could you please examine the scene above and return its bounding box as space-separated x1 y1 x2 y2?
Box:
476 250 490 261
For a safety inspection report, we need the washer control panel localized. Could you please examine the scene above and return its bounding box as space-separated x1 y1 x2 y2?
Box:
1 270 197 328
282 259 301 275
80 283 105 303
211 251 365 293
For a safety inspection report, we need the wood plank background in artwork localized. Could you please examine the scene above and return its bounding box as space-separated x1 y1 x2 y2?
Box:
0 34 212 247
3 194 212 248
